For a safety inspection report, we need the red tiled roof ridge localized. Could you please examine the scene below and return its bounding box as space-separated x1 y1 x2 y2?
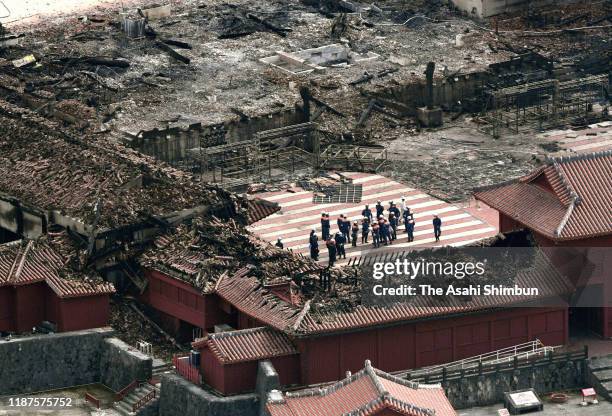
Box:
474 150 612 240
284 360 424 400
208 325 273 340
342 395 435 416
202 326 298 364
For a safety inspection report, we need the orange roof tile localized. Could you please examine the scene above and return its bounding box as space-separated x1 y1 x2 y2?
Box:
0 239 115 298
267 360 456 416
194 327 298 364
474 151 612 240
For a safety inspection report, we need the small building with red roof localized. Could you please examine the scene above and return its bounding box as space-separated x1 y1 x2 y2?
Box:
474 151 612 336
266 360 457 416
0 237 115 334
193 326 300 395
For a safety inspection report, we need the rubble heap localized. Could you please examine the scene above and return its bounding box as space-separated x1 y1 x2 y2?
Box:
0 100 241 228
140 216 324 293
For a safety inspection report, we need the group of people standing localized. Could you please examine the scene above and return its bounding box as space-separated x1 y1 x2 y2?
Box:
306 198 443 266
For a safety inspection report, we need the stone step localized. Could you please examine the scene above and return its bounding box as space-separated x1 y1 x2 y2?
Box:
593 369 612 383
114 400 133 415
600 381 612 397
589 357 612 372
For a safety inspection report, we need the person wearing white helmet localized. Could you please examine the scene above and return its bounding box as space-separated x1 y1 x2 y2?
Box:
400 196 408 224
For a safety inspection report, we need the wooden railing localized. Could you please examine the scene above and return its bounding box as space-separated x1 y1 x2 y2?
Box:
115 380 138 402
84 392 100 409
132 388 157 413
173 354 201 385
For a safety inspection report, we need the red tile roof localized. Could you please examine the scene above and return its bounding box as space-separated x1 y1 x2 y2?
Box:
267 360 456 416
247 198 281 225
474 151 612 241
214 267 302 332
0 239 115 298
215 251 573 335
193 327 298 364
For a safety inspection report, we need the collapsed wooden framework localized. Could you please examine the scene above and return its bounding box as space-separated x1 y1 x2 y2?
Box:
319 144 388 172
482 74 609 136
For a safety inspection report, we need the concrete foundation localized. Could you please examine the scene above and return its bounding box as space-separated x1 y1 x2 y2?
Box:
417 106 443 127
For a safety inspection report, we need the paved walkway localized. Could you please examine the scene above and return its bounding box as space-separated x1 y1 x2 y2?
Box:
249 172 498 264
459 392 612 416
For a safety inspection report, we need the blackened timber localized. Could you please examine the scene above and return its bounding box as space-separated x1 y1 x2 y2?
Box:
66 57 130 68
246 13 290 37
155 41 190 64
310 96 346 118
356 99 376 127
161 39 192 49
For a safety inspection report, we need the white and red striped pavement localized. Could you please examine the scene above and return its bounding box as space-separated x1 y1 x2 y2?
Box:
248 173 498 264
538 122 612 154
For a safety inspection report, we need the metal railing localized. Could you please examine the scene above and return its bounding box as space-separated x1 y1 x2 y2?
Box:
401 339 559 378
132 387 157 413
115 380 138 402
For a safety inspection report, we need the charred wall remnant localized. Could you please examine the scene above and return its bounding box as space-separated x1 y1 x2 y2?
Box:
125 107 306 165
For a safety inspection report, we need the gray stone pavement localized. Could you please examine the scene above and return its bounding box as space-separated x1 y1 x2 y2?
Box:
458 392 612 416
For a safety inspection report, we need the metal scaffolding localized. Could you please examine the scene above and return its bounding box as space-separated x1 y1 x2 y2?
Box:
482 74 609 136
189 122 320 188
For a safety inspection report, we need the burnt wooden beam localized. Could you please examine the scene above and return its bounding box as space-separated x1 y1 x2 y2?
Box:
155 41 190 64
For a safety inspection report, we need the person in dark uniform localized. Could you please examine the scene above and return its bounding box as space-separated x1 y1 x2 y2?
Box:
321 212 330 241
309 229 319 260
362 205 373 222
389 213 398 241
402 207 412 224
433 214 442 242
335 232 346 259
389 203 400 221
378 216 386 245
343 216 352 244
275 237 284 249
375 200 384 218
361 217 370 244
326 237 337 267
351 221 359 247
337 214 344 234
405 218 415 242
383 219 392 245
372 221 380 248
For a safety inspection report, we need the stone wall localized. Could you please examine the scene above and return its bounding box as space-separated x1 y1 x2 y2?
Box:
409 350 588 409
0 328 153 395
100 337 153 392
158 373 258 416
0 328 109 395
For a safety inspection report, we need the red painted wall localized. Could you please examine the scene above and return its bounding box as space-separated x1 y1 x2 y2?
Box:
14 283 46 333
297 307 567 385
0 286 13 332
201 346 300 395
142 270 206 330
58 295 110 332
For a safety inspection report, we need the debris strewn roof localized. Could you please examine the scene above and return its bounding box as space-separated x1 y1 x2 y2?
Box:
140 216 322 293
247 198 281 225
193 326 298 364
0 100 232 229
267 360 456 416
0 237 115 298
215 250 572 335
474 151 612 240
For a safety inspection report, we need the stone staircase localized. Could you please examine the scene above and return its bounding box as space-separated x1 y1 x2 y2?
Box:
587 355 612 401
152 358 173 380
113 383 157 416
